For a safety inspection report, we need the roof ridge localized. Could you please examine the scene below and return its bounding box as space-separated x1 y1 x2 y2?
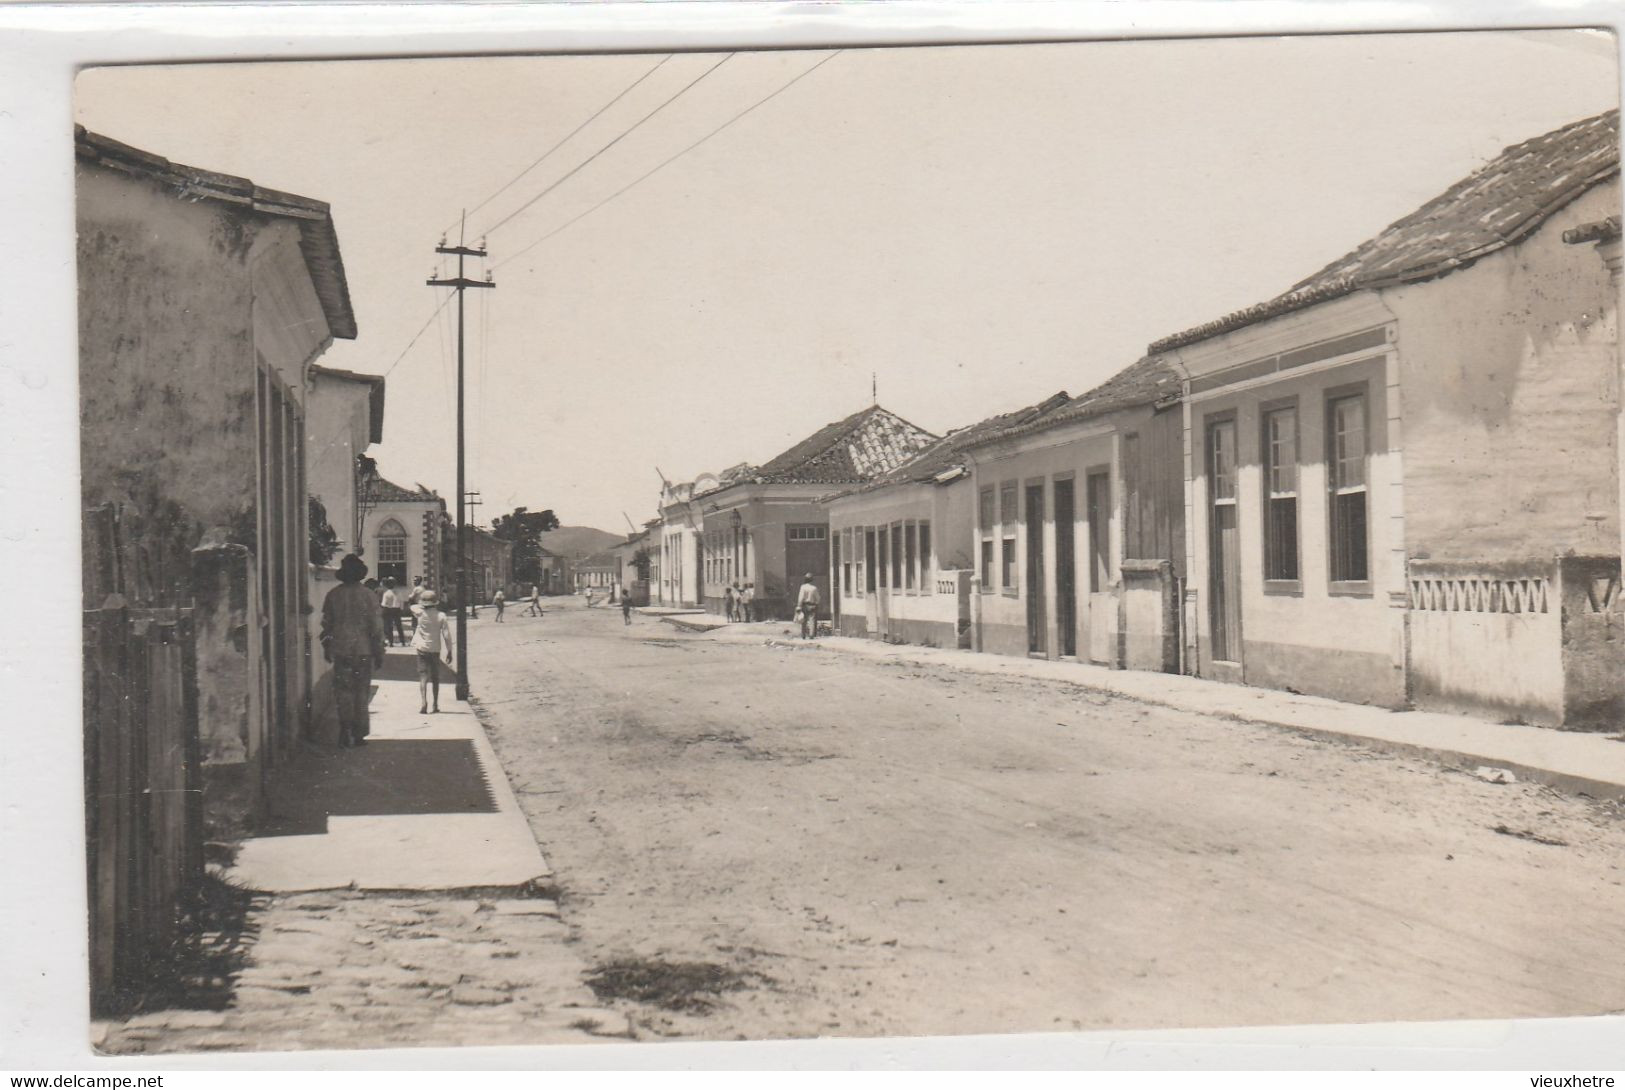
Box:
1149 107 1621 354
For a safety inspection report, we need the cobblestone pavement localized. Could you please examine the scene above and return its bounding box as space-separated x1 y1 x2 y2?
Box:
96 890 633 1054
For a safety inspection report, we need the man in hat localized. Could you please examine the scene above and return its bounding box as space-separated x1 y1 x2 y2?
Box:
320 553 386 748
795 572 821 640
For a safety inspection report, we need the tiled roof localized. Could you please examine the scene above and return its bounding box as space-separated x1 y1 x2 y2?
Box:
725 405 938 488
76 126 358 341
1150 108 1621 354
963 356 1181 448
835 392 1072 497
370 476 440 503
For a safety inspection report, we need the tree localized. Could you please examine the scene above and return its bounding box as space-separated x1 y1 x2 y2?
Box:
490 506 561 585
631 546 652 581
309 495 340 566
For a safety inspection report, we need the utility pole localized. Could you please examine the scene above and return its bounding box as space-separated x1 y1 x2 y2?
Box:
427 222 494 701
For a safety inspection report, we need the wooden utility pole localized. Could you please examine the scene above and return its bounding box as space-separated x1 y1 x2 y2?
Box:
427 225 494 701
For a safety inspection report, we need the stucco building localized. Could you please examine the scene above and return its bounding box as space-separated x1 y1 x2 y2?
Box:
1158 108 1622 727
465 526 516 604
958 361 1186 670
304 365 386 748
77 128 358 831
694 405 937 620
359 477 447 594
825 393 1070 649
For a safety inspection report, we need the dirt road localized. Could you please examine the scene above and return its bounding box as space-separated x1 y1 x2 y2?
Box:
474 599 1625 1042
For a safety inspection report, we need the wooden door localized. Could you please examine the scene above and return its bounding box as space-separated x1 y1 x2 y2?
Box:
1207 419 1243 664
1085 470 1114 663
1025 484 1046 655
1053 479 1077 658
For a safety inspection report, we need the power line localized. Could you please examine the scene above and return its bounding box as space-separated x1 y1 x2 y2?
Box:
383 292 455 377
495 50 841 272
481 52 734 238
451 54 673 239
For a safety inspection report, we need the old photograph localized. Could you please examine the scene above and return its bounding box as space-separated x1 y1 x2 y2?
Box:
70 29 1625 1056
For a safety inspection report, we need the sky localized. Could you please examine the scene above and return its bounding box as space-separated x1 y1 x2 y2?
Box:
75 30 1619 534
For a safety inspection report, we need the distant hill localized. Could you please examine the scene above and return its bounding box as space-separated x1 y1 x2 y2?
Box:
538 525 625 559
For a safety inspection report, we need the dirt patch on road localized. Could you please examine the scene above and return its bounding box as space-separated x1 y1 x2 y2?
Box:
585 957 771 1015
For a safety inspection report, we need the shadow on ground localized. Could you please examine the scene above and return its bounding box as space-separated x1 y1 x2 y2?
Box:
258 738 497 837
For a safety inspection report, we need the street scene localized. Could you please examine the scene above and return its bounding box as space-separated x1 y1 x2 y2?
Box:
70 30 1625 1059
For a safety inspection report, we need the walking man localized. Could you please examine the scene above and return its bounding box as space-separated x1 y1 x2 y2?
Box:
527 583 543 617
320 554 385 748
795 572 821 640
741 582 755 623
723 583 736 623
379 577 406 647
621 589 634 626
493 586 506 622
410 590 455 714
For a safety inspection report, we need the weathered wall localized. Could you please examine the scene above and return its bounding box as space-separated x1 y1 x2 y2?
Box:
306 375 370 555
1122 406 1187 578
78 164 259 583
1390 180 1622 562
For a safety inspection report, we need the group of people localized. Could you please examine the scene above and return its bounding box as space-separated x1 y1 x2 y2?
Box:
719 575 821 639
320 555 456 749
722 581 757 623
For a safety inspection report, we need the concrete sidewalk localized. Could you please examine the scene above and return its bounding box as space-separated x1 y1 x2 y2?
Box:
698 625 1625 803
226 645 551 893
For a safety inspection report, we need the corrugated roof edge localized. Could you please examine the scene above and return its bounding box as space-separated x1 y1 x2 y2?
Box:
76 126 358 342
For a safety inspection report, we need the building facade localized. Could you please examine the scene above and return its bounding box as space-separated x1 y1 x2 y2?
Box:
574 553 620 591
657 479 707 608
77 127 358 832
1159 109 1622 727
959 364 1186 670
360 478 447 594
826 394 1071 649
304 366 385 749
465 526 516 604
694 406 937 620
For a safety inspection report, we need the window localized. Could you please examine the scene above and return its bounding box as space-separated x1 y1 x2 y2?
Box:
1262 406 1300 582
999 482 1018 590
1327 392 1369 585
892 523 905 589
865 528 878 592
918 521 932 592
979 488 995 591
787 525 826 541
376 519 408 564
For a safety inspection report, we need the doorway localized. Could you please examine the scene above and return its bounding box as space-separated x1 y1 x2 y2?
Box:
1084 469 1113 664
1024 483 1046 655
1207 418 1243 665
1053 478 1077 658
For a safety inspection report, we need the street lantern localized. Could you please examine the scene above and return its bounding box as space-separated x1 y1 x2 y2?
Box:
729 509 742 530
